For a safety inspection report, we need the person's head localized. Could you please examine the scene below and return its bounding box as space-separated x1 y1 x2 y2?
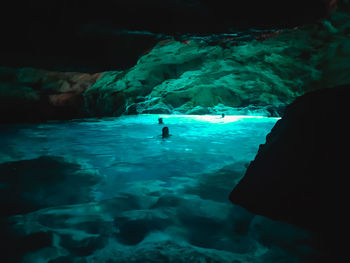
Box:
158 118 163 124
162 126 169 138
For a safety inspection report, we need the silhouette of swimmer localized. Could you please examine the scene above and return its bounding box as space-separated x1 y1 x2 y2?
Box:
222 113 225 118
158 118 163 124
162 127 171 138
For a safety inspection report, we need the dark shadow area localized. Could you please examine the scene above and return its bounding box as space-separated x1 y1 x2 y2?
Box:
0 156 101 262
0 219 53 263
0 0 333 72
230 85 350 262
115 217 169 246
185 162 248 202
0 156 99 217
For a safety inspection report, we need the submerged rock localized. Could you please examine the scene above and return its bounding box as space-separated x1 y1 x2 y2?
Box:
0 156 100 217
229 85 349 260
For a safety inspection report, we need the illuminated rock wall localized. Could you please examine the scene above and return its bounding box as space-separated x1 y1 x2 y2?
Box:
1 5 349 122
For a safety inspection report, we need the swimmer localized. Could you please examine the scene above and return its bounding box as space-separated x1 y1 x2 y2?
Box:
222 113 225 118
162 126 171 138
158 117 164 124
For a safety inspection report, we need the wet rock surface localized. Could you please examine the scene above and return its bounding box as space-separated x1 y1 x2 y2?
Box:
230 85 350 261
1 3 349 123
0 68 100 123
0 156 101 262
1 9 350 123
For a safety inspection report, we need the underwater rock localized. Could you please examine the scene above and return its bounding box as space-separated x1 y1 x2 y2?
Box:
0 225 53 263
0 156 102 262
229 85 349 259
0 156 100 217
1 163 316 262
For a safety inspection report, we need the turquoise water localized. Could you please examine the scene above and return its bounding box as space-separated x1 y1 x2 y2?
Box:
0 115 315 263
1 115 278 199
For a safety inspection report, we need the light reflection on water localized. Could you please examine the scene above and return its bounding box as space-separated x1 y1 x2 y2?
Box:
0 115 314 263
0 115 278 200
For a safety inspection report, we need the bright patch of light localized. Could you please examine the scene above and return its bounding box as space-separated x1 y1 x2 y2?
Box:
156 114 280 124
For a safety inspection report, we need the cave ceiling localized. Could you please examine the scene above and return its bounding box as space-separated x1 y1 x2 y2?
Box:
0 0 336 72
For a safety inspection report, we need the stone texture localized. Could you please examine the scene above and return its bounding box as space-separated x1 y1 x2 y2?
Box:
0 161 313 263
1 4 349 122
230 85 349 261
0 67 100 122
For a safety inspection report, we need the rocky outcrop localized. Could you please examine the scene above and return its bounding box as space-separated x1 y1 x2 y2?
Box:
1 5 349 122
80 6 350 117
0 67 101 122
229 85 349 260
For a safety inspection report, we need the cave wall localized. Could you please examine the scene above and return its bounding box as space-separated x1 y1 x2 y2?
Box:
0 0 337 72
0 1 349 122
229 85 349 260
1 5 350 122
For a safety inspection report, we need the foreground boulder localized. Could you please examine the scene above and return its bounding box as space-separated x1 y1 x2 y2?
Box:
230 85 349 258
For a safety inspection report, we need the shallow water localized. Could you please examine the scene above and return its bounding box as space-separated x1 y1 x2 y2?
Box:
1 115 277 197
0 115 315 263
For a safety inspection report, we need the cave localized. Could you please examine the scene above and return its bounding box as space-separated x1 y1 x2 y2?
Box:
0 1 349 262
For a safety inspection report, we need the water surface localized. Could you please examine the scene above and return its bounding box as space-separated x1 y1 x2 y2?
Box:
0 115 314 263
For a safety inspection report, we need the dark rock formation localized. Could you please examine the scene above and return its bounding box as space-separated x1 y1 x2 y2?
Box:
229 85 349 259
0 156 101 263
0 67 100 123
0 0 337 72
0 156 100 217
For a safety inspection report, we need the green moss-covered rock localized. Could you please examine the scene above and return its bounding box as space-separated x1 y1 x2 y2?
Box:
1 6 349 122
84 71 126 116
103 10 349 116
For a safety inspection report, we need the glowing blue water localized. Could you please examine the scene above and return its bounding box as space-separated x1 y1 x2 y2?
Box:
0 115 278 199
1 115 317 262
